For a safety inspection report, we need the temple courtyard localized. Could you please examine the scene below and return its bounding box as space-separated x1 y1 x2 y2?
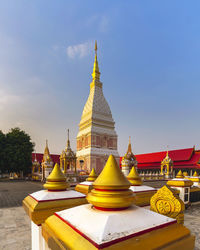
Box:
0 181 200 250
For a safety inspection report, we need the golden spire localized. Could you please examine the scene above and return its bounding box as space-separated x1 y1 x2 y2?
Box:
86 168 98 182
92 41 100 81
193 171 199 177
87 155 135 210
176 170 184 179
44 139 50 155
43 163 69 191
166 145 169 157
66 129 70 148
127 167 143 186
127 136 132 154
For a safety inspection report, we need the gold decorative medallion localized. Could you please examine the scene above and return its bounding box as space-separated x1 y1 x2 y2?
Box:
150 185 185 224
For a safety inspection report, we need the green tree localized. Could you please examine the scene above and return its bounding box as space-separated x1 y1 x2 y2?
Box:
5 128 34 175
0 130 6 174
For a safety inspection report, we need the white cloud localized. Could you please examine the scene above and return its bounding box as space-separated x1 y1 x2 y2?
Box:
66 41 93 59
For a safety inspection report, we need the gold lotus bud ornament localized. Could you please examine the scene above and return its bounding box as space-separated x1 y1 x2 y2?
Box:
87 155 135 211
86 168 98 182
127 167 143 186
43 163 69 191
176 170 184 179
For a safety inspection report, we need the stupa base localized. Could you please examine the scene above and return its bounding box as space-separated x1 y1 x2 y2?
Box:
42 204 195 250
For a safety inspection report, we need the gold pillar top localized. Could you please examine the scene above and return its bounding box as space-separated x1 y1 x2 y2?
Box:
87 155 135 210
193 171 198 177
43 163 69 191
86 168 98 182
93 154 131 190
127 167 143 186
91 41 100 82
176 170 184 179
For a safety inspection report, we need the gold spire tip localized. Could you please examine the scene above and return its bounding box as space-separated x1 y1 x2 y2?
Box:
86 155 135 210
95 40 97 53
127 167 143 186
193 171 198 177
86 168 98 182
176 170 184 179
43 163 69 191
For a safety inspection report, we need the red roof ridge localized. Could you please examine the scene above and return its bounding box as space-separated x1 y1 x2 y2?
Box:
135 147 194 163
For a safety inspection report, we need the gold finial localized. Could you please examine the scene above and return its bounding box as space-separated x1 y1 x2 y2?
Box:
127 136 132 154
95 40 97 53
43 163 69 191
127 167 143 186
166 145 169 157
44 139 51 157
183 171 188 177
86 168 98 182
92 41 100 81
176 170 184 179
193 171 198 177
66 129 70 148
87 155 135 210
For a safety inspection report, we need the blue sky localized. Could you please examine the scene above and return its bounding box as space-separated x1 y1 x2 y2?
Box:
0 0 200 155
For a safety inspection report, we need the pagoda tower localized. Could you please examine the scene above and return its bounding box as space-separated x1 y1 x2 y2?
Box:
76 41 119 173
121 137 138 176
41 140 54 181
60 129 76 174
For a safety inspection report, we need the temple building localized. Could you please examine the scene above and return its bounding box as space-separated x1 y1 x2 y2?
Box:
120 147 200 175
60 129 76 174
76 41 119 173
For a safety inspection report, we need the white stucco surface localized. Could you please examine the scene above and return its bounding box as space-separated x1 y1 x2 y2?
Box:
30 189 85 201
130 185 156 192
56 204 175 245
76 147 119 157
79 181 93 186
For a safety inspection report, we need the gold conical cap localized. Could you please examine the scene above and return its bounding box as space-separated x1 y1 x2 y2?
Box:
43 163 69 191
183 171 188 177
44 140 50 155
87 155 135 210
93 154 131 190
193 171 198 177
127 167 143 186
176 170 184 179
92 41 100 81
86 168 98 182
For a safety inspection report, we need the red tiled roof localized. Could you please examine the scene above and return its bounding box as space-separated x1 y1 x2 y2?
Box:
32 153 60 164
120 147 200 170
136 148 194 163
